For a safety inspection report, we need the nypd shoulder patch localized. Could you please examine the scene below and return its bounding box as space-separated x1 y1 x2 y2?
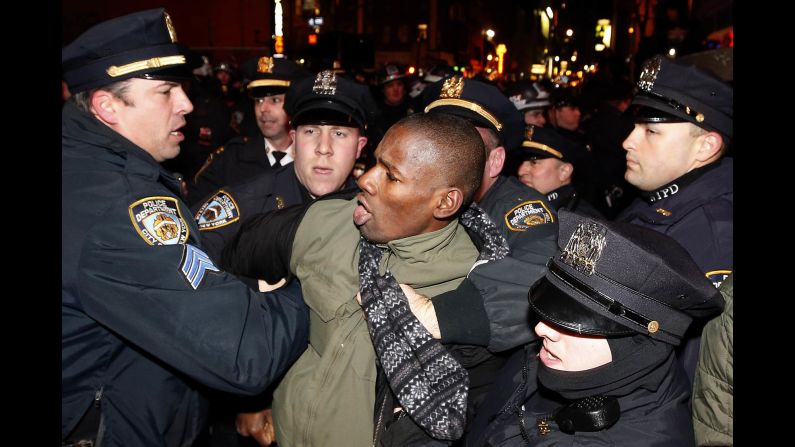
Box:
705 269 732 289
505 200 554 231
194 190 240 230
128 196 190 245
180 244 221 289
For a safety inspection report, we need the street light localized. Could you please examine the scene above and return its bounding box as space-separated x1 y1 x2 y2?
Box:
486 29 495 39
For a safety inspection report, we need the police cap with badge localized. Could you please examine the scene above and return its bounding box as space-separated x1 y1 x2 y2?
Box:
242 56 309 98
284 70 380 131
630 55 733 141
423 76 524 151
62 8 201 93
506 81 551 112
520 125 586 167
529 209 724 346
379 63 408 86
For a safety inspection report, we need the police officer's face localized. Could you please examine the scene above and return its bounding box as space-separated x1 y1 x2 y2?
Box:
553 105 580 131
523 109 547 127
622 122 702 191
517 157 571 195
110 78 193 162
535 321 612 371
354 127 447 244
254 94 290 140
382 80 406 106
291 124 366 198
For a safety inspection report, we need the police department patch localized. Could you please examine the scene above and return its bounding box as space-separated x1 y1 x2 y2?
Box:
194 191 240 230
705 269 732 289
505 200 554 231
128 196 189 245
180 244 220 289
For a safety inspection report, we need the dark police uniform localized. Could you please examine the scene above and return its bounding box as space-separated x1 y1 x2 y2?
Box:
62 9 309 446
188 56 309 205
618 55 733 387
466 210 724 446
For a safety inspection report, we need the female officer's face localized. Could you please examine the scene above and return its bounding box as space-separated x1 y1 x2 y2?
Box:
535 321 612 371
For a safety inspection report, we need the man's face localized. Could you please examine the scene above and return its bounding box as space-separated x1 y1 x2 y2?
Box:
553 105 581 131
110 78 193 162
354 127 443 243
291 124 365 198
517 157 569 194
622 122 701 191
535 321 612 371
254 94 290 140
382 80 406 106
524 109 547 127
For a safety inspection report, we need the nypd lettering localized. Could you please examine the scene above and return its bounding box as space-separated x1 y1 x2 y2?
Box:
505 200 554 231
128 196 189 245
180 244 220 289
195 191 240 230
705 269 732 289
647 183 680 203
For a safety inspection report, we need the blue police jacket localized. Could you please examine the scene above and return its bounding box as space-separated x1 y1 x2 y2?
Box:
62 102 309 447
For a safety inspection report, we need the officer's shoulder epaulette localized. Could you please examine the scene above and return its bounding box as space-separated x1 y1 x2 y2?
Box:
192 145 227 184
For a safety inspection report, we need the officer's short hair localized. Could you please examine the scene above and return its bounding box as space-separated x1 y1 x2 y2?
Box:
70 80 133 113
480 127 501 153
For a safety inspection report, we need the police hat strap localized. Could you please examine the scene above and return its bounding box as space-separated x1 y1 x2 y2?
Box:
638 90 705 123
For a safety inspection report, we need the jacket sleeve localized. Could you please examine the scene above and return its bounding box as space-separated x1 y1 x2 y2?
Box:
435 228 557 352
77 197 309 396
692 275 733 446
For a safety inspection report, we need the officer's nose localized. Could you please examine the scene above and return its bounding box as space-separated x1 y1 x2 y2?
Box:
175 86 193 115
316 130 333 156
622 125 642 152
534 321 561 341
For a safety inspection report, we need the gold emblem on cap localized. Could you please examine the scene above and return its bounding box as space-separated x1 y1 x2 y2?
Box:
525 126 535 141
257 57 275 74
655 208 672 217
107 55 187 77
637 55 662 92
439 76 465 99
276 196 285 209
164 11 178 43
647 320 660 333
560 222 607 276
313 70 337 95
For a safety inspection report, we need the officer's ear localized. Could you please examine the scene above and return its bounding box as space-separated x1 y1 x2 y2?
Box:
695 130 723 163
558 162 574 182
355 135 368 159
486 146 506 179
91 89 121 125
433 187 464 221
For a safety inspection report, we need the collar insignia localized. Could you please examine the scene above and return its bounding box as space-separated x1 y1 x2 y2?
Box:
560 222 607 275
313 70 337 95
525 125 535 141
638 55 662 92
439 76 465 99
257 56 274 74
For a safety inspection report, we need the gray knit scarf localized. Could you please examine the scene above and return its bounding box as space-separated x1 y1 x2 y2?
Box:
358 204 510 440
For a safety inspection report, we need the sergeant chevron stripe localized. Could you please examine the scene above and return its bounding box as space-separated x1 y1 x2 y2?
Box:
180 244 220 289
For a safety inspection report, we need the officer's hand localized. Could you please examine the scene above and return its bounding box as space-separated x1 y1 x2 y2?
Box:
400 284 440 339
236 409 276 446
258 278 287 292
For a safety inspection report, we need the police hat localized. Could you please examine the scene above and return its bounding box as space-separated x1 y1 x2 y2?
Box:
284 70 379 131
242 56 310 97
550 88 580 108
423 76 524 151
528 210 724 345
520 126 585 166
379 64 408 85
630 55 733 140
62 8 201 93
506 81 551 111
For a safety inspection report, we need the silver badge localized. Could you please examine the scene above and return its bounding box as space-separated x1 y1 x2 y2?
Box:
637 55 662 92
312 70 337 95
560 222 607 275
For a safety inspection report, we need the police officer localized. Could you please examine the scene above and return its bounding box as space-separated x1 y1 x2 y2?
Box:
376 63 413 131
618 55 733 386
191 69 377 268
506 80 552 127
517 125 603 217
188 56 310 204
62 9 309 446
466 210 724 446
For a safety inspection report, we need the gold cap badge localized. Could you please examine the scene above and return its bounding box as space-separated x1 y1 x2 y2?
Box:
439 76 465 99
164 11 178 43
257 56 274 74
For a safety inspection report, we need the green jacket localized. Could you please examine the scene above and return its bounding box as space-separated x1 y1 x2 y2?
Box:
692 275 733 446
273 198 479 447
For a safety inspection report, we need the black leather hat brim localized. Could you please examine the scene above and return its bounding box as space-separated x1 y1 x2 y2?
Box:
528 276 637 337
291 101 363 129
629 96 690 123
